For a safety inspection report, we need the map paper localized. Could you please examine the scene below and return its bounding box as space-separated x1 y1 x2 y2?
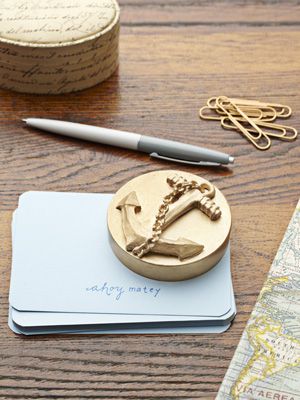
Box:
217 199 300 400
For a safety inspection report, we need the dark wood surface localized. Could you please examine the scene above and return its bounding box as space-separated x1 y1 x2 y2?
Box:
0 1 299 398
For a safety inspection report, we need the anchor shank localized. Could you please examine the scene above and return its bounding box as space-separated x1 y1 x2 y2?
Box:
163 190 203 229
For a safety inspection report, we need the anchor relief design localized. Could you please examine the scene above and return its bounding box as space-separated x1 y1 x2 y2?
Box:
116 175 222 261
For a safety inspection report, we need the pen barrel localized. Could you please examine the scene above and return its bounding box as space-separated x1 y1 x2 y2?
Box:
26 119 141 151
138 136 231 164
25 119 233 165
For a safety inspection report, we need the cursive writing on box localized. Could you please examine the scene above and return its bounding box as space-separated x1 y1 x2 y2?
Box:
0 0 119 94
86 282 161 301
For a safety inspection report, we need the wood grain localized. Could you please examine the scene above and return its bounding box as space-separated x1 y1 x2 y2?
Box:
0 0 299 398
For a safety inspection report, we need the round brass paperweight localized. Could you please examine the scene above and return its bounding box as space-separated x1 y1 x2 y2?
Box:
107 170 231 281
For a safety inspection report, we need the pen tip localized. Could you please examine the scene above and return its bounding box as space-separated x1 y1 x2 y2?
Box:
22 118 27 123
229 156 234 164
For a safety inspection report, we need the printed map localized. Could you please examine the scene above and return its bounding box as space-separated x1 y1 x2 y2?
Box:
217 200 300 400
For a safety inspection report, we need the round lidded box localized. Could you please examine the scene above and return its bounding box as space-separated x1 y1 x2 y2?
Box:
107 170 231 281
0 0 120 94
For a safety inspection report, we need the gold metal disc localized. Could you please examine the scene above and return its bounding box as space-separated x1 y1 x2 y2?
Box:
107 170 231 281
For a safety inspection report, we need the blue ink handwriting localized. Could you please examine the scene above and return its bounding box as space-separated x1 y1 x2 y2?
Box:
86 282 161 301
86 282 125 300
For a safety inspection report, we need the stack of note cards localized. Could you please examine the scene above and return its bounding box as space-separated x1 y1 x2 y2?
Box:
8 192 236 335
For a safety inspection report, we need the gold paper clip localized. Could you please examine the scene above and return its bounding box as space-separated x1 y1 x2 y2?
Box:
204 97 277 121
229 98 292 118
222 118 298 141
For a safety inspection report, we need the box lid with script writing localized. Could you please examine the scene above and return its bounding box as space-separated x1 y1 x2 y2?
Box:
0 0 120 94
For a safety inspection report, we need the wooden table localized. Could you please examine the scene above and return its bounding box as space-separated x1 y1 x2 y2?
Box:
0 1 299 398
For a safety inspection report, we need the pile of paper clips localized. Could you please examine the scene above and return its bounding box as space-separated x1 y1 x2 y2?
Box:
199 96 298 150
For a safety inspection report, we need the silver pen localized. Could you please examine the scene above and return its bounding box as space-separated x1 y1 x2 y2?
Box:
22 118 234 166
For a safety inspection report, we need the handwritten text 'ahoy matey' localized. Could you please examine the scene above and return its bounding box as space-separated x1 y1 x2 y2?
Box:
86 282 161 301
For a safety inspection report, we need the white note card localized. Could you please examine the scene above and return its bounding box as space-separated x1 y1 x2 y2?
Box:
9 192 234 321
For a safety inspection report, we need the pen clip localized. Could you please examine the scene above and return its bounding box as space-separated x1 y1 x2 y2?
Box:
149 152 221 167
